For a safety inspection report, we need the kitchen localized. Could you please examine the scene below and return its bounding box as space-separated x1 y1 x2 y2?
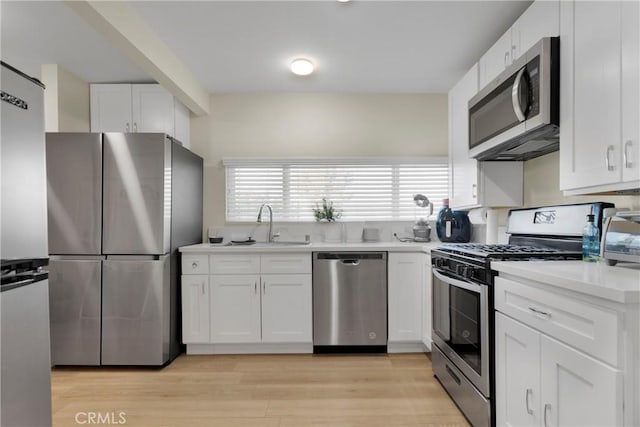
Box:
2 2 640 425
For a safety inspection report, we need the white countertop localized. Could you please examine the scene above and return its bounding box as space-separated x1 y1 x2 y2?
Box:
492 260 640 304
179 241 441 254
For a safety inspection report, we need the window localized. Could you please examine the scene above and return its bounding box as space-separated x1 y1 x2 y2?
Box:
224 157 448 222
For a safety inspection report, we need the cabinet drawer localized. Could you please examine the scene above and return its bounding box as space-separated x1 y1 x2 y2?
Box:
495 276 620 367
181 254 209 275
210 255 260 275
260 254 311 274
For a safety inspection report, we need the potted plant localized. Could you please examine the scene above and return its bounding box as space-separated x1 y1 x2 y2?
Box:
313 198 341 222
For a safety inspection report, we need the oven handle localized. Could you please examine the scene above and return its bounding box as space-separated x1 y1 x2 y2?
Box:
432 269 483 294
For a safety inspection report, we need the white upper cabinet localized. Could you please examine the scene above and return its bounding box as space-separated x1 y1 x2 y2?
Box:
449 64 479 209
90 83 190 147
479 0 560 89
89 84 132 133
448 64 523 210
479 29 513 90
559 0 639 194
131 84 175 136
621 0 639 184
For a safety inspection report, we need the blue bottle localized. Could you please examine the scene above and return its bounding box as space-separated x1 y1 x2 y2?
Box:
582 214 600 262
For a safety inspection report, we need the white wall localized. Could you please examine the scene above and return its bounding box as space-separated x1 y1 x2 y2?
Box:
41 64 90 132
523 151 640 210
190 93 448 230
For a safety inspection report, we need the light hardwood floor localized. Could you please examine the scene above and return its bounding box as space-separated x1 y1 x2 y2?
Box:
51 353 469 427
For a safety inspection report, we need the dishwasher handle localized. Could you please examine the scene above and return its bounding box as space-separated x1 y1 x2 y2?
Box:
341 259 360 266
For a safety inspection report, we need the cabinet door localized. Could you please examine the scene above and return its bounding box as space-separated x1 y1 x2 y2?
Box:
131 84 175 136
181 275 209 343
210 274 261 343
388 253 423 342
622 0 639 184
478 29 512 89
495 313 541 427
448 64 480 209
514 0 559 60
261 274 312 343
560 1 622 190
540 335 623 427
90 84 132 132
421 255 431 350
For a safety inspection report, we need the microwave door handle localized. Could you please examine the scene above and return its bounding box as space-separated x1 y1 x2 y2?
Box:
512 67 527 122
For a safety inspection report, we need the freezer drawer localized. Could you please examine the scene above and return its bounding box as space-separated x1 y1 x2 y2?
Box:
48 258 102 366
46 133 102 255
102 133 171 255
102 256 170 365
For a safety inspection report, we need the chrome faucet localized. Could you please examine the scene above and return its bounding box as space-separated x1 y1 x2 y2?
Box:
257 203 275 242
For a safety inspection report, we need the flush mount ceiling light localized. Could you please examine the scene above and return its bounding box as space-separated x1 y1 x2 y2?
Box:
290 58 314 76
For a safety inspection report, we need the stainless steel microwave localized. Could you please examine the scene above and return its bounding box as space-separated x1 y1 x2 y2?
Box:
468 37 560 161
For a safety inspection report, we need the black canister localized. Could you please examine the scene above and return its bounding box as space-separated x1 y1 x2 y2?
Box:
436 199 471 243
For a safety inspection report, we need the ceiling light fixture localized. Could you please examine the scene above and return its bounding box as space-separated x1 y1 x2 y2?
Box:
337 0 351 2
290 58 314 76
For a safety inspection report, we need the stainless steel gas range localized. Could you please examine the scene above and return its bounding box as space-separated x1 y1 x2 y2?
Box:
430 202 613 427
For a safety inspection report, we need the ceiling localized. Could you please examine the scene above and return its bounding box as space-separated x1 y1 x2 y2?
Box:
1 1 532 94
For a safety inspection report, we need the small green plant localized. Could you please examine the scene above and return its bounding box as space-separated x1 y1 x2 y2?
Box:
313 198 341 222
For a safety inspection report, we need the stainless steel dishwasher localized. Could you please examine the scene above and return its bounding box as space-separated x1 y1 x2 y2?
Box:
313 252 387 352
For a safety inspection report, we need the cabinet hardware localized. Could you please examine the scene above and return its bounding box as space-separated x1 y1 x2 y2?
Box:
504 51 510 66
624 140 633 168
254 281 257 294
472 184 477 198
606 145 615 171
529 306 551 317
133 122 138 132
543 403 551 427
125 122 130 132
201 281 205 295
263 280 266 294
511 45 517 61
526 388 533 415
192 261 198 269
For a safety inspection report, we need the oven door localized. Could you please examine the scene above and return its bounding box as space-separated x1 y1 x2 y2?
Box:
432 268 490 397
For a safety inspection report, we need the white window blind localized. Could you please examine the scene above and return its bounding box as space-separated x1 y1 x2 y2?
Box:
224 158 448 222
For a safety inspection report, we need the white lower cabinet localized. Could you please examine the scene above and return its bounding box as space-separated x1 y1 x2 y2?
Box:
181 253 312 352
496 312 541 427
540 334 622 427
210 274 261 343
181 274 210 344
388 253 429 351
496 312 623 427
421 255 432 350
261 274 312 343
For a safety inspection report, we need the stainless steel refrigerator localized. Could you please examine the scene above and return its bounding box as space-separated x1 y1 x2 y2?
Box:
46 132 202 366
1 61 53 426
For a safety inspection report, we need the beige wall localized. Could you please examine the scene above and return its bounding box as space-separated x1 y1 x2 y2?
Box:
523 151 640 210
190 93 448 228
41 64 90 132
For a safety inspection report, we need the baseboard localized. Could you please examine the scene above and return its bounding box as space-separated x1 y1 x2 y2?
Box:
186 342 313 355
387 341 429 353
